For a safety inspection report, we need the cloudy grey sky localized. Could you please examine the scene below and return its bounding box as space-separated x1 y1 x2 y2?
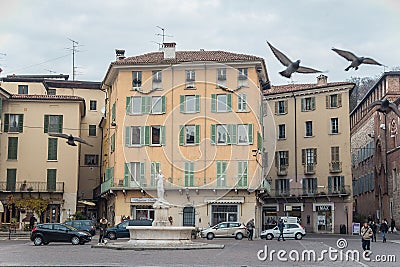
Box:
0 0 399 85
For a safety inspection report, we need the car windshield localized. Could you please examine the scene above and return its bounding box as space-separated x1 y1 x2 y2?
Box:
64 224 79 231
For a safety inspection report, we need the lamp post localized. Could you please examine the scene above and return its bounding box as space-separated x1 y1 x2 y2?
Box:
345 206 349 235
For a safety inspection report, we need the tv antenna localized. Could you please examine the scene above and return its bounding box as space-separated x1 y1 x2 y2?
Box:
150 41 163 50
67 38 81 80
155 26 173 44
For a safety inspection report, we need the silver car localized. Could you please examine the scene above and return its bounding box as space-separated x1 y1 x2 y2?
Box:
201 222 247 240
260 223 306 240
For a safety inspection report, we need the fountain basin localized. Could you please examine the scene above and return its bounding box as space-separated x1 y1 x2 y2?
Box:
127 226 194 246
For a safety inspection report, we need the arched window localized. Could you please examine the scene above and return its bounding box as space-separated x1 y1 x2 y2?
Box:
183 207 195 226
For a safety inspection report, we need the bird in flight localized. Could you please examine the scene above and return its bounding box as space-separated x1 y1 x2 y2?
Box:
331 48 383 71
48 133 93 147
368 97 400 118
267 41 322 78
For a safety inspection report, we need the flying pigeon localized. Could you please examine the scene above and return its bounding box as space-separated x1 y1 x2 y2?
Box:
331 48 383 71
267 41 323 78
48 133 93 147
368 97 400 118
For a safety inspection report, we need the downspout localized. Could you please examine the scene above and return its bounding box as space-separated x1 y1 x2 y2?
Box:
171 65 174 180
204 63 207 186
293 93 298 183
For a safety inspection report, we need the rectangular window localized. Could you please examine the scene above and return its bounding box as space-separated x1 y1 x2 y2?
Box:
111 133 115 152
47 169 57 191
47 89 56 95
211 94 232 112
301 97 315 111
186 70 196 89
151 96 162 114
276 151 289 166
237 124 250 144
48 138 58 161
6 169 17 191
237 68 248 88
132 71 142 89
4 114 24 133
185 162 194 187
131 97 142 114
276 100 287 115
278 124 286 139
151 126 161 145
7 137 18 160
44 115 63 133
238 93 247 112
275 178 289 196
217 94 227 112
330 118 339 134
131 126 141 145
217 125 228 144
126 162 146 187
126 126 164 146
216 161 227 187
211 205 238 225
237 161 248 187
152 70 162 90
217 68 227 88
305 121 313 137
180 95 200 113
326 94 342 108
18 85 28 94
331 146 340 162
89 125 97 136
150 162 160 187
111 103 116 121
180 125 200 145
302 178 317 194
328 176 344 194
89 100 97 111
85 154 99 165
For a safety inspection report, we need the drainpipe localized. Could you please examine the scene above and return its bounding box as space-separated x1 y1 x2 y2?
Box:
293 93 298 183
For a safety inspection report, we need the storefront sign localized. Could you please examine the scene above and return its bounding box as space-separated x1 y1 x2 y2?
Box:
352 223 361 235
318 215 326 225
130 198 157 203
316 205 331 211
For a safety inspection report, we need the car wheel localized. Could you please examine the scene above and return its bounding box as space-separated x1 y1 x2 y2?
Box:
107 232 117 240
266 233 273 240
295 233 303 240
71 236 80 245
43 242 49 245
79 242 85 245
235 232 244 240
33 236 43 246
206 233 214 240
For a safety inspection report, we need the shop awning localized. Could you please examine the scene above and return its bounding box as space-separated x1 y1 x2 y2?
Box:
0 200 4 213
204 197 245 204
78 200 96 206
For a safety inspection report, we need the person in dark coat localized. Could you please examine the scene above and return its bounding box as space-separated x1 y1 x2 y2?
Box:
99 217 108 244
246 219 255 241
370 221 377 242
380 219 389 243
277 219 285 241
29 215 36 230
360 222 373 251
390 218 395 233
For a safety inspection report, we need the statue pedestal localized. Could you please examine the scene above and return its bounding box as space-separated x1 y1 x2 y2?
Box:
152 201 170 227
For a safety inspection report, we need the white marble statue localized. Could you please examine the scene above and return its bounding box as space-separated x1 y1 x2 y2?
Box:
156 171 165 201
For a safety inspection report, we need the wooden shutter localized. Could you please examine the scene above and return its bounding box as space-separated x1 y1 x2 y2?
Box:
211 94 216 112
140 162 146 185
47 169 57 191
301 98 305 111
211 124 216 144
275 152 279 167
340 176 345 190
195 125 200 145
257 132 262 151
230 124 237 145
8 137 18 160
328 176 332 193
48 138 58 160
3 114 9 132
160 126 166 146
311 97 316 110
161 96 166 113
44 115 49 133
0 98 2 119
338 94 342 107
6 169 16 191
195 95 200 112
125 127 131 146
180 95 185 113
179 125 185 145
313 148 317 164
301 149 306 165
284 100 288 113
124 163 130 187
58 115 63 133
326 95 329 108
140 126 145 145
126 97 131 114
313 178 317 192
144 126 150 146
18 114 24 133
227 125 232 144
302 178 307 193
184 162 190 187
248 124 253 144
227 94 232 112
112 103 116 121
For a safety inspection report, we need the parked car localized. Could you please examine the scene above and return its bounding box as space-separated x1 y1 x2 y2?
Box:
260 222 306 240
30 223 92 246
200 222 247 240
106 219 152 240
64 220 96 236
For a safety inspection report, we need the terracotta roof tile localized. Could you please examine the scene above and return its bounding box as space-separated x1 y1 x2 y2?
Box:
114 50 264 65
264 82 354 95
10 94 85 101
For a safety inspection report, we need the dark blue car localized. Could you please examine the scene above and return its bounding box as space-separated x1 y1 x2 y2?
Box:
106 219 152 240
64 220 96 236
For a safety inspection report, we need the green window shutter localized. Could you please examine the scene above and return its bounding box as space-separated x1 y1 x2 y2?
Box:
311 97 316 110
124 163 130 187
195 95 200 112
328 176 332 193
211 94 216 112
248 124 253 144
146 96 152 114
6 169 17 191
47 169 57 191
161 96 166 114
140 162 145 185
4 114 9 132
58 115 63 133
257 132 262 151
140 126 145 145
231 124 237 144
190 162 194 187
8 137 18 160
125 127 131 146
340 176 345 189
211 124 216 144
222 161 227 186
338 94 342 107
227 94 232 112
195 125 200 145
0 98 2 119
179 125 185 145
43 115 49 133
126 97 131 114
18 114 24 133
301 149 306 165
112 103 116 121
274 102 278 114
144 126 150 145
301 99 305 111
141 97 146 114
111 134 115 151
302 178 307 193
216 161 221 186
238 161 243 187
326 95 329 108
160 126 166 146
243 161 248 187
184 162 189 187
180 95 185 113
48 138 58 160
227 125 232 144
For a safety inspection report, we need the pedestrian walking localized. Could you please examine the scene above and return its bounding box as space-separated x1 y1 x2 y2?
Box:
370 221 377 242
99 217 108 244
277 219 285 241
390 218 395 233
29 215 36 230
246 219 255 241
380 219 389 243
360 222 373 251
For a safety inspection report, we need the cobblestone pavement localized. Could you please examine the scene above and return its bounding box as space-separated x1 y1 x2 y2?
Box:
0 234 399 266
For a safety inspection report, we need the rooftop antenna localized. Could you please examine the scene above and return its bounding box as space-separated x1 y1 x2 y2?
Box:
150 41 163 51
155 26 173 44
67 38 80 81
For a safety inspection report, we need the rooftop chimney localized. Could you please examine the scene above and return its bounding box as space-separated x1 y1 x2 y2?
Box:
316 74 328 86
115 49 126 61
163 42 176 59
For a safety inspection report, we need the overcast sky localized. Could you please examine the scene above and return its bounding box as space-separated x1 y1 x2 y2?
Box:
0 0 399 85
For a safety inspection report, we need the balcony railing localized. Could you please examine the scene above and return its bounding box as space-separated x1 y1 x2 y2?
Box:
264 186 351 198
304 164 315 174
0 182 64 193
277 165 288 176
329 161 342 173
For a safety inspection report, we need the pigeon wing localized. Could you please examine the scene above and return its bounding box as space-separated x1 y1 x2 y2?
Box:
48 133 70 139
388 103 400 118
267 42 293 67
332 48 357 61
362 58 382 66
297 66 322 74
74 136 94 147
393 96 400 106
368 100 383 110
